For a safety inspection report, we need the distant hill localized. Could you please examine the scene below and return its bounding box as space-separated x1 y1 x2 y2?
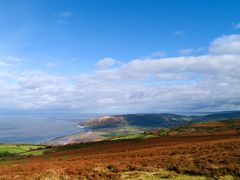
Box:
81 111 240 130
121 113 193 127
147 119 240 137
193 111 240 122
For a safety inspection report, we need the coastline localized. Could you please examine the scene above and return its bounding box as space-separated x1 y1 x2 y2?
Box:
47 130 105 145
46 124 92 145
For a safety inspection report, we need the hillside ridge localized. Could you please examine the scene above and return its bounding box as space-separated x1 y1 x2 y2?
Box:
81 111 240 130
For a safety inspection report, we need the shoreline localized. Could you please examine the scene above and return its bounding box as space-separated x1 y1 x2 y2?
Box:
46 124 93 145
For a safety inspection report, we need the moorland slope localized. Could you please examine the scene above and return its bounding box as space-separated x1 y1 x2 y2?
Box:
0 119 239 179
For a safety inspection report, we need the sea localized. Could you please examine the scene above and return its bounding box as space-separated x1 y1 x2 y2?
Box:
0 113 98 144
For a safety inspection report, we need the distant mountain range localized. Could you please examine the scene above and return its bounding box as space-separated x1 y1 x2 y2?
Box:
81 111 240 130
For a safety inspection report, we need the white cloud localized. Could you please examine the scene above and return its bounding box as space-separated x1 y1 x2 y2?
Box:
178 47 204 55
0 56 21 67
150 50 166 58
95 57 120 69
6 56 21 62
46 62 57 68
173 30 184 36
54 11 72 24
54 11 72 18
0 61 11 67
140 50 166 60
234 22 240 29
94 54 240 82
149 50 166 58
209 34 240 55
0 72 14 78
1 34 240 113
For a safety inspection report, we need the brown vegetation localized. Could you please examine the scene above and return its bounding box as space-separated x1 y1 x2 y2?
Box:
147 119 240 137
0 132 239 179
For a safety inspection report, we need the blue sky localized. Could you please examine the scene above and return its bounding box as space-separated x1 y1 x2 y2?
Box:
0 0 240 113
1 0 239 73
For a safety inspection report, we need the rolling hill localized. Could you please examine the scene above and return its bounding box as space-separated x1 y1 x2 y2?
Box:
81 111 240 130
0 119 239 179
48 111 240 145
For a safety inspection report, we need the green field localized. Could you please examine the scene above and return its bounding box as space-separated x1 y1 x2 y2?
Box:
111 133 157 140
0 144 49 155
101 125 143 139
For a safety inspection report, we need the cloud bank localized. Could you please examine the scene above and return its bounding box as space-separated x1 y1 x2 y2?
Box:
1 34 240 113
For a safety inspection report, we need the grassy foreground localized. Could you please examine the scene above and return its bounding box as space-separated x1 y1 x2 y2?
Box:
0 134 239 179
0 119 239 179
121 169 236 180
0 144 51 159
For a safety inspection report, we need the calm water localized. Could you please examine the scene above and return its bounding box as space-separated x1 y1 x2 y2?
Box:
0 113 97 144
